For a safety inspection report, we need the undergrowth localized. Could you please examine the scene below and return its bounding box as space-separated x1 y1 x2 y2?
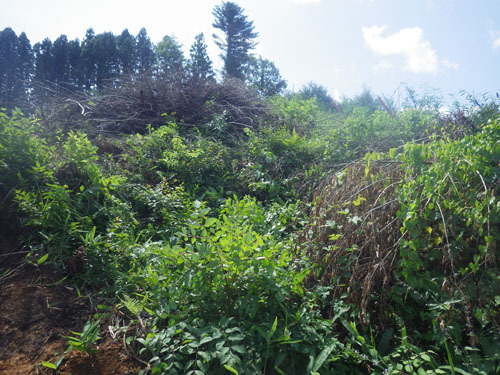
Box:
1 92 499 374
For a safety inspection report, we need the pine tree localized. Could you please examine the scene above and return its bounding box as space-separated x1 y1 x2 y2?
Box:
17 32 33 105
117 29 136 75
34 38 54 82
67 38 84 89
93 32 118 88
52 35 70 84
156 35 184 73
212 1 258 80
188 33 214 83
135 28 156 75
33 38 55 103
81 28 97 90
299 82 336 112
0 28 20 110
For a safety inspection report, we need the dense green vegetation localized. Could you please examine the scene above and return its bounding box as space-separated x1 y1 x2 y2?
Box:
1 2 500 374
2 89 499 374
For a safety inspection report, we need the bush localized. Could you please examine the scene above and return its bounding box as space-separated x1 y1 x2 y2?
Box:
0 109 53 225
300 118 500 372
120 197 352 374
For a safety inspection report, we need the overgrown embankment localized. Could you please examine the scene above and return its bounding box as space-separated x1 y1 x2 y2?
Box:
1 90 499 374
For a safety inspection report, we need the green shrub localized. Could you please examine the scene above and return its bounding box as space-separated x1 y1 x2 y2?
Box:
394 119 500 370
269 95 322 132
0 109 53 210
121 197 356 374
15 131 122 263
124 122 230 198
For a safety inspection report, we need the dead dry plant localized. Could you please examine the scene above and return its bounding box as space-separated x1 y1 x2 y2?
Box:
299 159 404 324
32 74 271 135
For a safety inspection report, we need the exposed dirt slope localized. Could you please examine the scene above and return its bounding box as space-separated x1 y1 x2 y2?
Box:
0 236 141 374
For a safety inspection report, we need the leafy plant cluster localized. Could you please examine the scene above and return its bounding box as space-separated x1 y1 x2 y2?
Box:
392 119 500 373
0 109 52 219
300 117 500 373
1 87 499 375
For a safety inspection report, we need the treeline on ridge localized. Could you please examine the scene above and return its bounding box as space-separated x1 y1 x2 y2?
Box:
0 2 287 117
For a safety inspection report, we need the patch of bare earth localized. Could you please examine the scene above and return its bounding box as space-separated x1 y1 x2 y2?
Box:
0 236 141 375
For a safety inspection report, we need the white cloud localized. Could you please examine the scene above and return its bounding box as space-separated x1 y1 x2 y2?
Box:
493 36 500 49
442 58 459 70
289 0 320 4
488 31 500 50
362 25 438 73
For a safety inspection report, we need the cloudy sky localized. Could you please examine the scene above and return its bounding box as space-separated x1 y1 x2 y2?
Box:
2 0 499 103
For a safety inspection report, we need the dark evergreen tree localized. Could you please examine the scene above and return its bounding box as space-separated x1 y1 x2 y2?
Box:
116 29 136 74
92 32 118 88
81 28 97 90
212 1 258 80
32 38 57 105
156 35 184 73
52 35 70 84
16 32 33 105
0 28 20 110
67 38 84 89
34 39 55 83
135 28 156 74
245 56 286 96
188 33 214 82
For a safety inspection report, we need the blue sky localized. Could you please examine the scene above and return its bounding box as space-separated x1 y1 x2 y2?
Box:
2 0 499 104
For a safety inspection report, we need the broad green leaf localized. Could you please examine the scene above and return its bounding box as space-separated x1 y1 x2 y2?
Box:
41 361 57 369
231 345 246 354
223 364 239 374
377 328 393 355
199 336 214 345
312 343 336 372
266 317 278 341
205 218 218 227
353 195 366 206
420 353 431 362
37 253 49 265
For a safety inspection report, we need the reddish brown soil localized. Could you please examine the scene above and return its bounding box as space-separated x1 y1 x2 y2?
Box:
0 236 141 375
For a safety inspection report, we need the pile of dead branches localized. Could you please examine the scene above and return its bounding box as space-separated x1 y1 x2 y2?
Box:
33 74 271 135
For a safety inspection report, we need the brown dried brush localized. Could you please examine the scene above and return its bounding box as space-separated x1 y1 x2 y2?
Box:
299 160 404 325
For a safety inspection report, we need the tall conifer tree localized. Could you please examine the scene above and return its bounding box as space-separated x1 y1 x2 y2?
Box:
117 29 136 75
157 35 184 73
188 33 214 82
135 28 156 74
212 1 258 80
16 32 33 105
0 28 20 110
